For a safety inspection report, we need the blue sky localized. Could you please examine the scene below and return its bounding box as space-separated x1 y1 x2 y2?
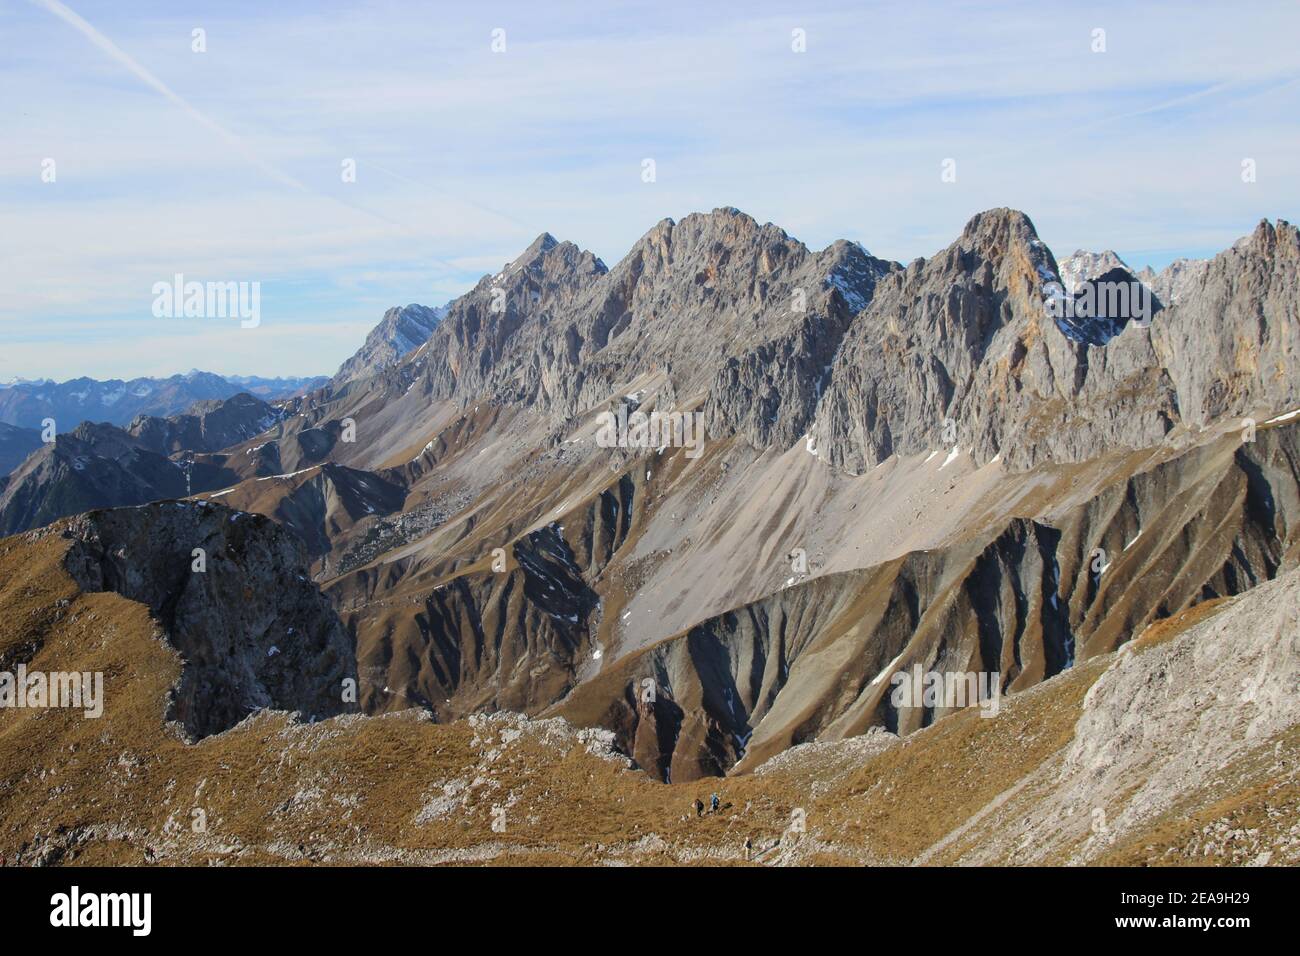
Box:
3 0 1298 381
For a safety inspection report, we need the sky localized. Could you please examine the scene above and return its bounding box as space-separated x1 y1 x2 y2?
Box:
2 0 1298 382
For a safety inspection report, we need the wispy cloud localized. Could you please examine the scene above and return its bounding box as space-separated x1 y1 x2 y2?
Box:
3 0 1297 380
31 0 309 192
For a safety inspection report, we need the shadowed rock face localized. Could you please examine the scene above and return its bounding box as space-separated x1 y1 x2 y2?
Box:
1150 220 1300 429
814 208 1066 472
346 480 634 720
60 501 358 738
1056 266 1162 346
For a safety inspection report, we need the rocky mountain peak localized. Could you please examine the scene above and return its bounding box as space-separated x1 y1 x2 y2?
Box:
508 231 559 267
500 232 606 281
1055 264 1160 346
65 421 140 457
958 207 1042 248
332 303 447 386
1246 217 1298 256
921 208 1059 301
530 230 559 253
1057 249 1132 293
127 391 281 455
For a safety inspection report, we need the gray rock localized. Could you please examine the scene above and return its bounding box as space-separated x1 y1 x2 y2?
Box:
1057 249 1132 294
815 212 1300 473
332 303 447 386
1138 256 1211 306
61 500 358 738
127 392 283 455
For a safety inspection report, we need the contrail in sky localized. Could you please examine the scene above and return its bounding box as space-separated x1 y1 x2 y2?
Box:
33 0 309 192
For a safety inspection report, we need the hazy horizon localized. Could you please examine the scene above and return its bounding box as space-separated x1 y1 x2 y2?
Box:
4 0 1298 380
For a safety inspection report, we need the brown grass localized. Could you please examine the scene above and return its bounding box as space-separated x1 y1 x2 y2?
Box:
1130 597 1230 652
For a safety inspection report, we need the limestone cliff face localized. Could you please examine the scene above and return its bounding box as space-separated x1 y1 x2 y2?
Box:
1139 255 1212 306
406 210 895 448
814 213 1300 473
813 209 1067 472
61 501 357 738
290 209 1300 482
1150 219 1300 429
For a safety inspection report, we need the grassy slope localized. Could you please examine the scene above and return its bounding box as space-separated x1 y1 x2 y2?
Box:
1 526 1292 866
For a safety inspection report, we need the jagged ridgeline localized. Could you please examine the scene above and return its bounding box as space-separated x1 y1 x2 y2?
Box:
2 206 1299 793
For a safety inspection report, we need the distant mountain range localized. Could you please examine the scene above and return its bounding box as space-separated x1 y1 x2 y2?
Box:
0 422 42 477
0 371 326 430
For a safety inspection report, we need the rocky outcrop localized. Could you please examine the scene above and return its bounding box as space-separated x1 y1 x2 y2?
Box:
1150 219 1300 429
813 208 1092 472
414 232 610 410
1138 256 1211 306
351 523 601 718
60 501 357 738
345 468 641 719
241 209 1300 485
1054 266 1162 346
1051 566 1300 862
408 211 896 449
245 463 407 567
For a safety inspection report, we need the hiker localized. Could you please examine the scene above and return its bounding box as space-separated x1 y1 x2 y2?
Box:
710 793 720 813
694 798 704 817
744 837 753 862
